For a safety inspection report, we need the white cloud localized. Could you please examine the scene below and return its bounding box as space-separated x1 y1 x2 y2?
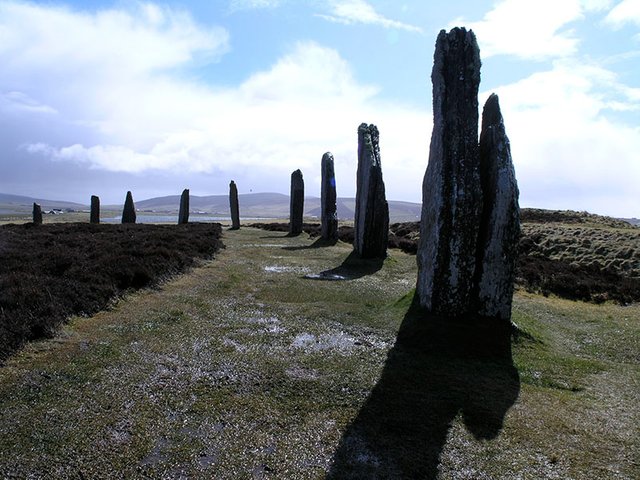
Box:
605 0 640 27
3 0 638 217
1 91 57 114
6 0 430 202
0 2 229 78
581 0 614 11
454 0 592 60
318 0 423 33
485 60 640 216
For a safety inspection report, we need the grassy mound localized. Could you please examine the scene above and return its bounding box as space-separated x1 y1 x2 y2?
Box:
0 222 223 362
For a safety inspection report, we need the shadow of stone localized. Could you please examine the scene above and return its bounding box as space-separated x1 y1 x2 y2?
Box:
283 237 339 251
259 234 290 239
304 251 384 281
326 296 520 479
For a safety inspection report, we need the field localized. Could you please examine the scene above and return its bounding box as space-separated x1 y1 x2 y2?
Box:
0 223 638 478
253 208 640 304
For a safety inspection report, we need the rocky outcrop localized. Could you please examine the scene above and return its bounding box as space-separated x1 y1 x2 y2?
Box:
475 94 520 320
354 123 389 259
229 181 240 230
32 203 42 225
178 189 189 224
321 152 338 241
90 195 100 224
289 169 305 236
121 191 136 224
416 27 520 322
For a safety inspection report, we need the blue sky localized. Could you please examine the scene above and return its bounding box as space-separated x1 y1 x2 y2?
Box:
1 0 639 217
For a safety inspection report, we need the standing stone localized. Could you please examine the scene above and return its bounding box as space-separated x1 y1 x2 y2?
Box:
178 189 189 224
32 203 42 225
475 94 520 320
289 169 305 236
354 123 389 259
229 181 240 230
90 195 100 224
416 27 482 315
321 152 338 241
121 191 136 224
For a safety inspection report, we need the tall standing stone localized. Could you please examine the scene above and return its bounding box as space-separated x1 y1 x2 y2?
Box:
90 195 100 224
289 169 304 236
321 152 338 241
354 123 389 259
178 189 189 224
475 94 520 320
121 191 136 224
229 181 240 230
416 27 482 315
32 203 42 225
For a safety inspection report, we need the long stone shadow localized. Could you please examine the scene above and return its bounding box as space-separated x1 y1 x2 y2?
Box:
283 237 339 251
304 251 384 281
326 296 520 479
259 234 290 240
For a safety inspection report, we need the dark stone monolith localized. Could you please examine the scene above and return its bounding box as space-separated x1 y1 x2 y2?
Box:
229 181 240 230
121 191 136 224
32 203 42 225
354 123 389 259
178 189 189 224
474 94 520 320
289 169 304 236
90 195 100 224
416 27 482 316
321 152 338 241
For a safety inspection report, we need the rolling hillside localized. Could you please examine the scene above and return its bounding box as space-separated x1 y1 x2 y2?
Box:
131 193 422 222
0 193 85 214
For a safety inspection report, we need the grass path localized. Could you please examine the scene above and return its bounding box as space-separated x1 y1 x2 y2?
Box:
0 227 638 479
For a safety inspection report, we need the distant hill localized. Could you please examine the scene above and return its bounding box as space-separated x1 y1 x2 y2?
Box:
129 193 292 219
130 193 421 222
1 192 634 226
0 193 86 214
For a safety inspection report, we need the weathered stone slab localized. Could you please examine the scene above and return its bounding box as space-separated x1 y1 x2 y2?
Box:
32 203 42 225
229 181 240 230
289 169 304 236
354 123 389 259
416 27 482 315
178 189 189 224
475 93 520 320
321 152 338 241
90 195 100 224
121 191 136 224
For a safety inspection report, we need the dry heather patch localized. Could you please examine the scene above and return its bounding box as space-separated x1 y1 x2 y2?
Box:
517 223 640 303
253 213 640 304
520 224 640 278
0 222 224 361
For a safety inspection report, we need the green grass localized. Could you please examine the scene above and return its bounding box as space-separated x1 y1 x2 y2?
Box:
0 227 638 479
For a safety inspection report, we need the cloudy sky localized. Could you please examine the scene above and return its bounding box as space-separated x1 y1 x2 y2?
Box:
1 0 639 216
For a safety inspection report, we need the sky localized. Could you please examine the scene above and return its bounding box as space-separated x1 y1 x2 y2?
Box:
1 0 639 217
